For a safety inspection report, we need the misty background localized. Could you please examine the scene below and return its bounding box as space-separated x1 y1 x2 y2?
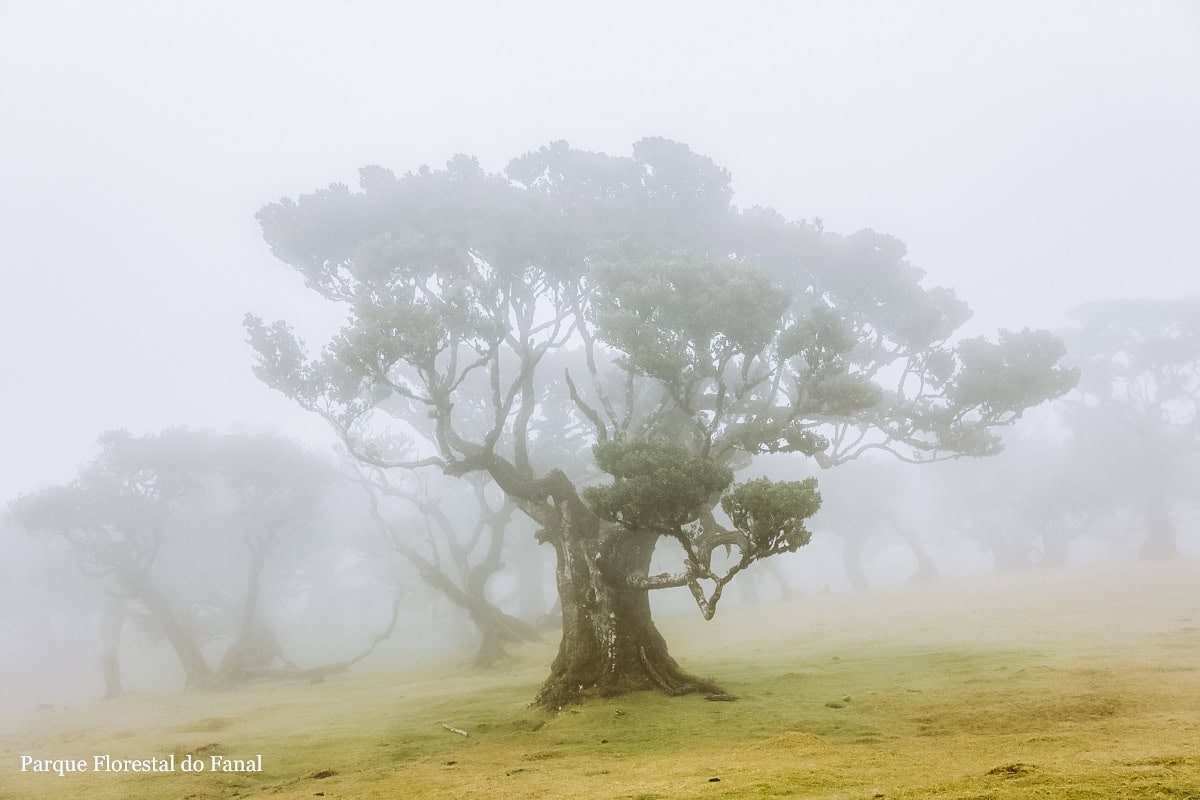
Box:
2 1 1197 499
1 1 1198 709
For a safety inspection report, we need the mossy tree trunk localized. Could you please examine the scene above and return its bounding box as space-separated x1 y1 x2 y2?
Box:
533 495 721 711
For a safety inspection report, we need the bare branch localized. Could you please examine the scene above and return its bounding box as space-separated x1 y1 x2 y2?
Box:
564 368 609 443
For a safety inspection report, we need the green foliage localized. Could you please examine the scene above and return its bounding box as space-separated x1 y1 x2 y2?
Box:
809 230 972 350
593 258 789 387
250 139 1078 482
247 136 1082 635
777 305 854 371
334 298 448 375
505 137 733 248
802 373 884 416
583 441 733 530
720 477 821 553
951 329 1079 414
733 419 830 456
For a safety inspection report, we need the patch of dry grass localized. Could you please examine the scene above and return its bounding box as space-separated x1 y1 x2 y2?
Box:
2 558 1198 799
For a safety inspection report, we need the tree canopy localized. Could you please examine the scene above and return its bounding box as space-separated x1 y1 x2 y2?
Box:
247 138 1076 707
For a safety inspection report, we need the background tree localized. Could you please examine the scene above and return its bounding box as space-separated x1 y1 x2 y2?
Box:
8 429 215 689
354 466 539 666
1062 297 1200 559
0 521 115 702
800 457 936 589
8 429 352 691
924 428 1119 571
247 139 1076 708
214 434 333 684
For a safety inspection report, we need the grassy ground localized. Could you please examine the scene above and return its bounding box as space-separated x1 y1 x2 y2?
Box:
2 558 1198 799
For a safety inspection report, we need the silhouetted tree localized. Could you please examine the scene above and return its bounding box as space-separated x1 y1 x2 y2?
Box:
215 434 333 685
9 430 338 691
355 467 538 666
8 429 215 688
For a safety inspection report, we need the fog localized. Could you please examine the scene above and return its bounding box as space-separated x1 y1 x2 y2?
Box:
1 0 1198 747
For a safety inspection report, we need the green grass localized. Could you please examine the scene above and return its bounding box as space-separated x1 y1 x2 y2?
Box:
3 558 1199 799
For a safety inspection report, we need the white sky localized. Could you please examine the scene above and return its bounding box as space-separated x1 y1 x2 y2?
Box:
1 0 1198 501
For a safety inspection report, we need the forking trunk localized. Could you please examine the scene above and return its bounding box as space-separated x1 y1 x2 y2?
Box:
534 516 722 710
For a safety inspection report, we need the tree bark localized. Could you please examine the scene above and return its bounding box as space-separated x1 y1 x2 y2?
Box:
535 521 722 711
465 464 722 708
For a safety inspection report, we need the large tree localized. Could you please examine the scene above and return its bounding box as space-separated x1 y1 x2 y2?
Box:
246 139 1075 708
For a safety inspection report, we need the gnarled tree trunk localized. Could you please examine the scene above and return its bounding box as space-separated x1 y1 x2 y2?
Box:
535 519 721 711
466 597 540 667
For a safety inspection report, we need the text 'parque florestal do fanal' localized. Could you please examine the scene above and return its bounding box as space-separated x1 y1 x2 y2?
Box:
20 754 263 776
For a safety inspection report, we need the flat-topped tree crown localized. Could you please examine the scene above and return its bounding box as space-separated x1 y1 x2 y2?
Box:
246 139 1076 707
